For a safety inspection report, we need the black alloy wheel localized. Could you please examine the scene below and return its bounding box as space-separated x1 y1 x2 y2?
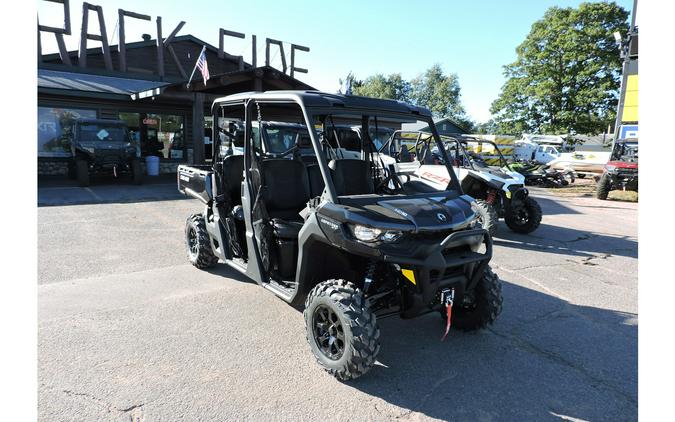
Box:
312 305 345 360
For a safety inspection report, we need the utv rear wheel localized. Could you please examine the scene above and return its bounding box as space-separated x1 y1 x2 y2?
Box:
304 280 380 381
596 174 611 200
185 214 218 269
505 197 542 234
448 266 503 331
473 199 498 236
131 159 143 185
76 159 90 187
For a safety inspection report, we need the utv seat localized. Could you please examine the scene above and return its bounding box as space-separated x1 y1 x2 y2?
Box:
306 164 325 198
260 159 310 238
328 159 374 196
398 145 413 163
220 154 244 206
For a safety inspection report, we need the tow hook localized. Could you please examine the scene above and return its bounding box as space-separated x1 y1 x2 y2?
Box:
441 288 455 341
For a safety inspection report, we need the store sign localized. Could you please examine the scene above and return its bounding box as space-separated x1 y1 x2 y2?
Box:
143 118 158 125
38 0 310 77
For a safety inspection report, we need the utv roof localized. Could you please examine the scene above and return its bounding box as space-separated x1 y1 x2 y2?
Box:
212 90 432 117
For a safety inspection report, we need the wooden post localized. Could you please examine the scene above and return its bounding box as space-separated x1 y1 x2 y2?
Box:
218 28 245 70
265 38 286 73
161 21 187 78
78 3 88 67
118 9 151 72
95 6 113 70
38 0 73 65
290 44 309 78
37 18 42 64
251 35 257 68
192 93 205 164
156 16 164 78
78 3 113 70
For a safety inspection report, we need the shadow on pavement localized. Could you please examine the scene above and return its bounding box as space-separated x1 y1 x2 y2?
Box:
493 223 637 259
531 195 582 216
203 262 256 285
344 279 636 421
38 174 188 207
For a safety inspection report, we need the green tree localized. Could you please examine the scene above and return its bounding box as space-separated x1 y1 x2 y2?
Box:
491 2 629 135
409 64 473 130
475 119 498 134
352 73 410 102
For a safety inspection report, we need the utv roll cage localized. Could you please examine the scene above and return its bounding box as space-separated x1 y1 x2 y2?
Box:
212 92 464 204
380 130 513 172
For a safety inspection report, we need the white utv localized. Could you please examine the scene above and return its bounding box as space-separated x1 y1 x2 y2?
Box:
379 132 542 236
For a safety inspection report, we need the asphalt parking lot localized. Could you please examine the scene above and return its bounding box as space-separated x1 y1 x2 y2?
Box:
38 182 637 421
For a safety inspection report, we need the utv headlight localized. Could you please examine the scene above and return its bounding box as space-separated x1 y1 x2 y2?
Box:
350 224 402 243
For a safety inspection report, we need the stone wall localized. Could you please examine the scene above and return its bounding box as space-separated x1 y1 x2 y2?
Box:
38 160 69 176
38 159 183 176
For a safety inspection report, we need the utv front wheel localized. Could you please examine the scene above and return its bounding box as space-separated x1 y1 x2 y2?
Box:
505 197 542 234
448 266 503 331
304 280 380 381
75 159 90 187
185 214 218 269
596 174 611 200
473 199 498 236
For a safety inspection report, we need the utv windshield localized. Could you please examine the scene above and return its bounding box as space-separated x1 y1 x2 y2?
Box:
78 124 128 143
261 124 311 154
612 139 638 161
309 111 462 200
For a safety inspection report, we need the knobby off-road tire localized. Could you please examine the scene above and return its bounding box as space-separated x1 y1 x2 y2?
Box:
473 199 499 237
596 173 611 200
448 266 503 331
304 279 380 381
185 214 219 269
76 159 90 187
505 197 542 234
131 159 143 185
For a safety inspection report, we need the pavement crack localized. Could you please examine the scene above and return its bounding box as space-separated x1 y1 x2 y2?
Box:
487 328 636 406
60 388 147 419
565 253 612 267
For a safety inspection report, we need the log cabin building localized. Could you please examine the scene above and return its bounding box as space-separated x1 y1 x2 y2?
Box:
38 34 314 176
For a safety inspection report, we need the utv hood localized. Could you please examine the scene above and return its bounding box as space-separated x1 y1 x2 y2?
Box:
320 194 476 233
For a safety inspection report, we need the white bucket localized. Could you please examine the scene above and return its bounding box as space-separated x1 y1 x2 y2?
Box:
145 155 160 176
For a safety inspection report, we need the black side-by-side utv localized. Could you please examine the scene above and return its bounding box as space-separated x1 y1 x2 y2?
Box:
177 91 503 380
68 118 143 186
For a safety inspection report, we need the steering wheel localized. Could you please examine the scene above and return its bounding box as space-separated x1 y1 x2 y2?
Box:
375 165 403 194
414 139 431 163
264 144 299 159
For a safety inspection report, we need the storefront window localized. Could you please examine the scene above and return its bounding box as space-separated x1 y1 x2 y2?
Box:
119 112 185 160
38 107 97 157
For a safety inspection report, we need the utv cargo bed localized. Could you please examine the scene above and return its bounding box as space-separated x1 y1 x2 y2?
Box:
177 164 213 203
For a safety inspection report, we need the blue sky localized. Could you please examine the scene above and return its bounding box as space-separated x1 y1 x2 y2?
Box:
38 0 634 122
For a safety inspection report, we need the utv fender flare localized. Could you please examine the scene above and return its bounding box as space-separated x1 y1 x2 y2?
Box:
290 212 366 307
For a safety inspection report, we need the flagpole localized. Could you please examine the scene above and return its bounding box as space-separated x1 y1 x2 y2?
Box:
186 46 206 88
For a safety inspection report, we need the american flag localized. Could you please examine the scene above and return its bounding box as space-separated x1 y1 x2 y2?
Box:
196 48 210 84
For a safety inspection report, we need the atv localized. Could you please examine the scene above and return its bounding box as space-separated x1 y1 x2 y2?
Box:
177 91 503 380
379 132 542 236
596 138 638 200
510 161 575 188
68 118 143 186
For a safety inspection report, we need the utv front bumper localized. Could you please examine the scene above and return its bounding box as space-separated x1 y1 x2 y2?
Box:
382 228 492 318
